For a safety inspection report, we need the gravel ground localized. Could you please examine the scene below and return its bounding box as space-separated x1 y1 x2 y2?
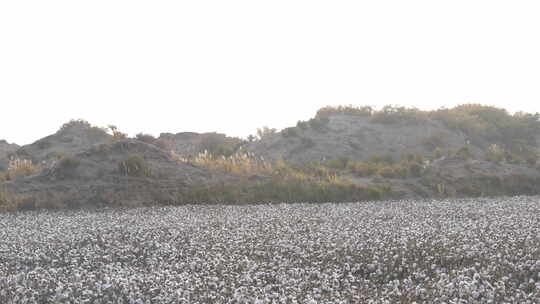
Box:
1 197 539 303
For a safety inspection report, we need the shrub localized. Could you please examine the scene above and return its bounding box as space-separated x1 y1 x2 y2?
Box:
315 105 373 119
256 127 277 140
455 146 472 160
504 152 524 165
377 166 399 178
198 133 238 157
136 133 157 144
422 132 448 151
300 137 316 149
108 125 128 141
370 105 427 124
348 162 378 177
59 119 106 137
432 104 540 152
369 154 394 164
56 156 81 179
281 127 299 138
308 117 330 131
348 157 423 179
296 120 309 130
119 155 152 177
433 147 444 159
485 144 505 163
59 119 92 132
407 161 423 177
526 156 538 167
402 153 424 164
326 157 350 170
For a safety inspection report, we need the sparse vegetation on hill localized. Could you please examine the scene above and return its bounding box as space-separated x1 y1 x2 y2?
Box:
177 151 393 204
2 103 540 212
314 104 540 152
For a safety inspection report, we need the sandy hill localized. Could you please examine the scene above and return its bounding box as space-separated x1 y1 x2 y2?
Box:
1 120 111 170
2 104 540 212
246 105 539 164
3 139 225 209
246 113 476 163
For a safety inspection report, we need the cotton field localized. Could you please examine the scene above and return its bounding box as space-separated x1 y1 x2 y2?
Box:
1 198 539 303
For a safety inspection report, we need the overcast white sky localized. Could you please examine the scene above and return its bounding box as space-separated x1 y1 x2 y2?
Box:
1 1 540 145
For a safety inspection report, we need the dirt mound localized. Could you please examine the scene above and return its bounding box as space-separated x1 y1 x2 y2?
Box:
246 113 479 163
4 140 222 209
6 120 111 168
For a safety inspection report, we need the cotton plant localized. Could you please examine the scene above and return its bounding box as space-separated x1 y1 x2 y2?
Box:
0 197 539 303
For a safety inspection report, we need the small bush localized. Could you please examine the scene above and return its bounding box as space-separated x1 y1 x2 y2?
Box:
59 119 92 132
377 166 399 178
348 162 378 177
370 105 427 124
422 132 448 151
56 156 81 179
300 137 316 149
504 152 524 165
281 127 299 138
348 157 423 179
136 133 157 144
308 117 330 131
59 119 106 137
198 134 239 157
485 144 505 163
326 157 350 170
109 125 128 141
296 121 309 130
256 126 277 140
119 156 152 177
407 162 423 177
369 154 394 164
433 147 444 159
315 105 373 119
455 146 472 160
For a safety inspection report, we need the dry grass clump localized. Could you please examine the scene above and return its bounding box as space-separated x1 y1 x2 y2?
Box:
0 158 41 181
119 155 152 177
346 153 424 179
187 150 274 176
108 125 128 142
177 151 392 203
